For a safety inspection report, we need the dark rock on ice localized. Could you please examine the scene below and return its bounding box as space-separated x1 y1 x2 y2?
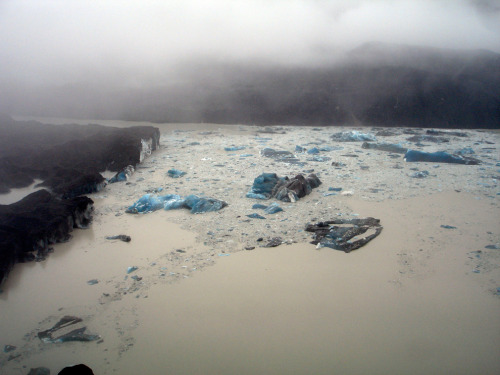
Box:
261 148 293 158
407 135 449 144
272 174 322 202
3 344 16 353
0 115 160 196
306 217 383 253
35 169 106 199
106 234 131 242
0 190 94 285
58 364 94 375
263 237 283 247
426 129 468 137
375 129 399 136
404 150 480 164
260 148 305 165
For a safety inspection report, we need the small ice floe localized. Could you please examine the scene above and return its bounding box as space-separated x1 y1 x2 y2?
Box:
127 266 138 274
37 316 100 344
108 165 135 184
167 169 187 178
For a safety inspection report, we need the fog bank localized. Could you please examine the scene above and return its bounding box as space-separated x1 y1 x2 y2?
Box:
1 0 499 86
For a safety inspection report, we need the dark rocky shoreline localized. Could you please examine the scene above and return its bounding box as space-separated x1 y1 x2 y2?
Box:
0 115 160 286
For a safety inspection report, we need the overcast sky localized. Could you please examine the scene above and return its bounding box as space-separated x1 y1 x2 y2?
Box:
1 0 499 86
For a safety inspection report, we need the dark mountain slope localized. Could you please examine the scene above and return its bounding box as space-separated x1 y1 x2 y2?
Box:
1 43 499 128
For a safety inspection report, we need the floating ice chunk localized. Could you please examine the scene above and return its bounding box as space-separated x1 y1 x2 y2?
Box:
331 131 376 142
125 194 166 213
184 195 228 214
264 202 283 214
246 173 282 200
404 150 480 164
224 146 246 151
126 193 227 214
167 169 187 178
108 165 135 183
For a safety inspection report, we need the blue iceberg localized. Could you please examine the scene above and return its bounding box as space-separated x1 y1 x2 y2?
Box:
224 146 246 151
108 165 134 183
167 169 187 178
126 193 227 214
264 202 283 214
246 173 283 200
252 203 268 210
404 150 480 165
307 147 320 154
247 173 322 202
184 194 228 214
125 194 168 213
247 213 266 219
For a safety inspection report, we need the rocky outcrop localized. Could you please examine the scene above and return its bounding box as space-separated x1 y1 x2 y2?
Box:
58 364 94 375
0 115 160 196
0 190 94 285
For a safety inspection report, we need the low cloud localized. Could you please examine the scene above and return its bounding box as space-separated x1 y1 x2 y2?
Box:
0 0 498 87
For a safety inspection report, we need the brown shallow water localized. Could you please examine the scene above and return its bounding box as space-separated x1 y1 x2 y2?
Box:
1 192 499 374
1 119 499 374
